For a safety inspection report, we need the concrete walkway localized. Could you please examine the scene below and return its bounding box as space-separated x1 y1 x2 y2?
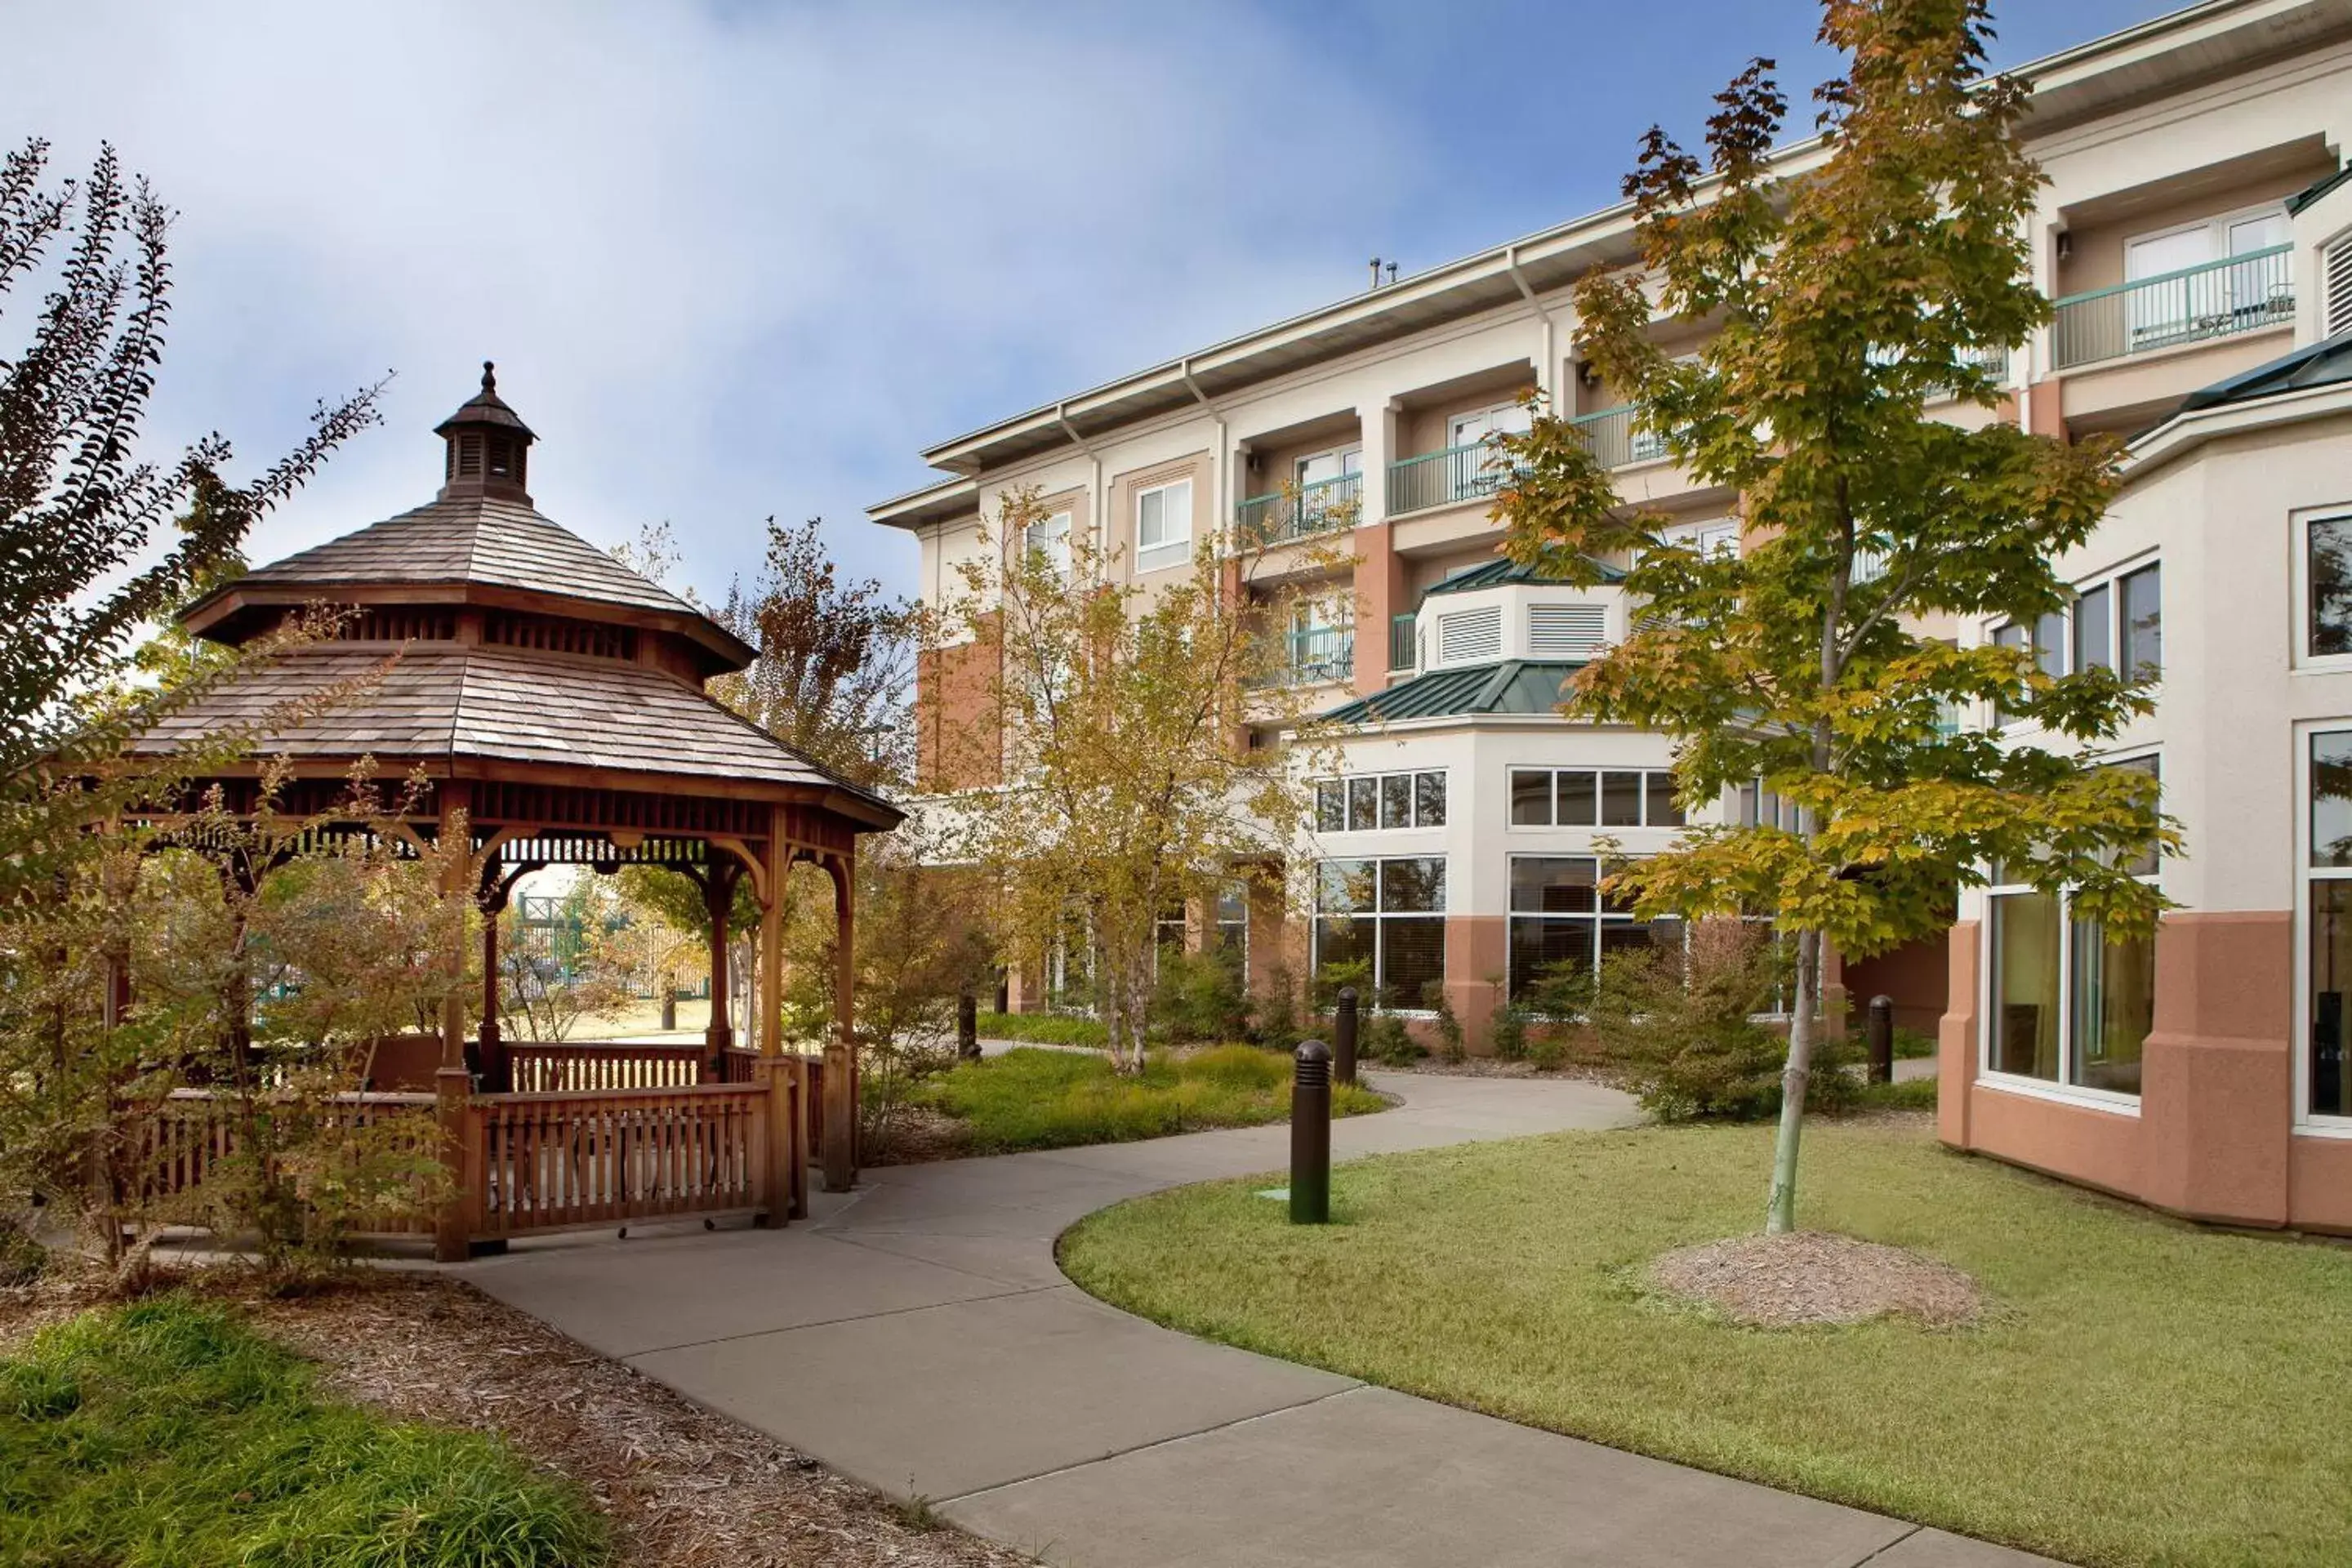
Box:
459 1073 2057 1567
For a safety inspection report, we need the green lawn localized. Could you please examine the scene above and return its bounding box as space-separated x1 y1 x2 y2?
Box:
1 1295 606 1567
917 1044 1385 1155
1061 1117 2352 1568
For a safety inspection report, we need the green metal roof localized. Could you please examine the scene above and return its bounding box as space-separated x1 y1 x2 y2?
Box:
1321 660 1581 724
2176 328 2352 414
1423 555 1624 595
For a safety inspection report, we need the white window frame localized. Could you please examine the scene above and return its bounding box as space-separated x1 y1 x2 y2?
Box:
1508 767 1684 831
1663 519 1740 559
1315 770 1449 835
2291 506 2352 674
2123 203 2290 278
1504 852 1658 1000
1312 855 1449 1014
1975 749 2160 1114
1987 552 2161 732
1134 477 1194 573
2296 723 2352 1135
1022 509 1073 576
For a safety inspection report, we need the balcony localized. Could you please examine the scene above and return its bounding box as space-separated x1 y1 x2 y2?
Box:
1249 625 1355 688
1236 470 1362 546
2052 244 2293 372
1567 404 1669 470
1386 443 1519 516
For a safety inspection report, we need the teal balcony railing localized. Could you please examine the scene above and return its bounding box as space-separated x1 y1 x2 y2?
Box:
1389 612 1418 672
1566 404 1672 470
1236 471 1362 546
1249 626 1354 688
2052 243 2293 371
1386 441 1521 516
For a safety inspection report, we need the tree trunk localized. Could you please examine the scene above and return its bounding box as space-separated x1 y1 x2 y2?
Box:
1766 928 1820 1235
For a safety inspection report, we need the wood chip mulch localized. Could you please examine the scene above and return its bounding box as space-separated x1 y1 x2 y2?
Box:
2 1271 1031 1567
1647 1230 1983 1329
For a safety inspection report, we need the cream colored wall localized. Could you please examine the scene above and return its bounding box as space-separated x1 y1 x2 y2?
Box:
1955 406 2352 926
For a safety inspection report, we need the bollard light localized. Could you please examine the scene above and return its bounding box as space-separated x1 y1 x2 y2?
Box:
1291 1038 1332 1224
1332 987 1359 1086
1868 994 1895 1086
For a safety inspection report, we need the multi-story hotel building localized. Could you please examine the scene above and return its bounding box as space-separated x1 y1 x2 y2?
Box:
871 1 2352 1227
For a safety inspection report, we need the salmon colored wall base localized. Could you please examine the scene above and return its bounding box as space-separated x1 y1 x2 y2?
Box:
1941 910 2352 1235
1842 933 1950 1036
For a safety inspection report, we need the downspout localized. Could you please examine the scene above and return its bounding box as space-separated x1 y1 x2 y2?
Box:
1506 243 1557 406
1179 357 1227 553
1054 400 1105 578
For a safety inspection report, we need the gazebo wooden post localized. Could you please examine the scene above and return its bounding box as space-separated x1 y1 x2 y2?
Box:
755 820 798 1226
822 849 858 1193
433 786 476 1263
703 861 737 1081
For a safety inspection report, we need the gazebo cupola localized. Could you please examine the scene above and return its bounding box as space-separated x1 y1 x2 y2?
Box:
436 360 535 505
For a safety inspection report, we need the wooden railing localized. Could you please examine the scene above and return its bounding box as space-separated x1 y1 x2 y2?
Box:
470 1084 772 1241
507 1040 712 1093
130 1090 439 1237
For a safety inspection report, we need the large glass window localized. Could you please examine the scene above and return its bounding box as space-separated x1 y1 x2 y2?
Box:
2309 515 2352 659
1506 855 1655 1000
2307 732 2352 1120
1315 857 1447 1011
1992 562 2161 726
1982 756 2159 1096
1510 768 1683 829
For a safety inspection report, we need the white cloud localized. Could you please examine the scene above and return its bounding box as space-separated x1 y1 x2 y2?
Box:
0 0 1416 602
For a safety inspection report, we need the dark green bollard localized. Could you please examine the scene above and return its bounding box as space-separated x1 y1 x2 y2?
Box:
957 989 980 1061
1291 1039 1331 1224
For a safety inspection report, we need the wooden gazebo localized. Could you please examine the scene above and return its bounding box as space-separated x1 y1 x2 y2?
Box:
134 365 901 1258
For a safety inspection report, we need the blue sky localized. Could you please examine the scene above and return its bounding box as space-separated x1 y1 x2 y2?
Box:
2 0 2181 608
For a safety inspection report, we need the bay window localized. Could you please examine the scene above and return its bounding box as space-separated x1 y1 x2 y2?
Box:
1506 854 1660 1000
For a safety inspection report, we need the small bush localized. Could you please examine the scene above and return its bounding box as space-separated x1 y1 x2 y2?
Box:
913 1045 1383 1155
1851 1076 1938 1112
1584 922 1855 1122
1360 1012 1426 1066
1149 947 1250 1045
0 1295 607 1566
1426 986 1466 1063
1488 1002 1529 1062
975 1010 1108 1048
1251 961 1303 1053
1525 1025 1571 1072
0 1213 44 1287
1892 1026 1938 1061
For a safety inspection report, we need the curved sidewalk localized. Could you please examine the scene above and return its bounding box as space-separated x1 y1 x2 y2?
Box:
461 1074 2056 1567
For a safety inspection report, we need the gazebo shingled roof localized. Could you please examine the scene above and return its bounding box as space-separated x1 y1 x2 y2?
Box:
131 366 894 1233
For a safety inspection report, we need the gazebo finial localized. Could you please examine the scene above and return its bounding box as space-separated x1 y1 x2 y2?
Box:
481 359 497 394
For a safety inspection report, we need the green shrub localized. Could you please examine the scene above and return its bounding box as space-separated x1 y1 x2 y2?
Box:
1250 961 1303 1052
1892 1026 1938 1060
1360 1011 1426 1066
0 1213 43 1287
1488 1001 1529 1062
1584 922 1855 1122
1525 1025 1570 1072
0 1295 607 1566
914 1045 1383 1155
1426 986 1466 1063
1851 1075 1938 1112
1149 947 1250 1045
1311 958 1370 1012
974 1010 1108 1048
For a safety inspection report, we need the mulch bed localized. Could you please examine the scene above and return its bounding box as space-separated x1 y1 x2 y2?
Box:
2 1269 1031 1566
1647 1230 1983 1329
